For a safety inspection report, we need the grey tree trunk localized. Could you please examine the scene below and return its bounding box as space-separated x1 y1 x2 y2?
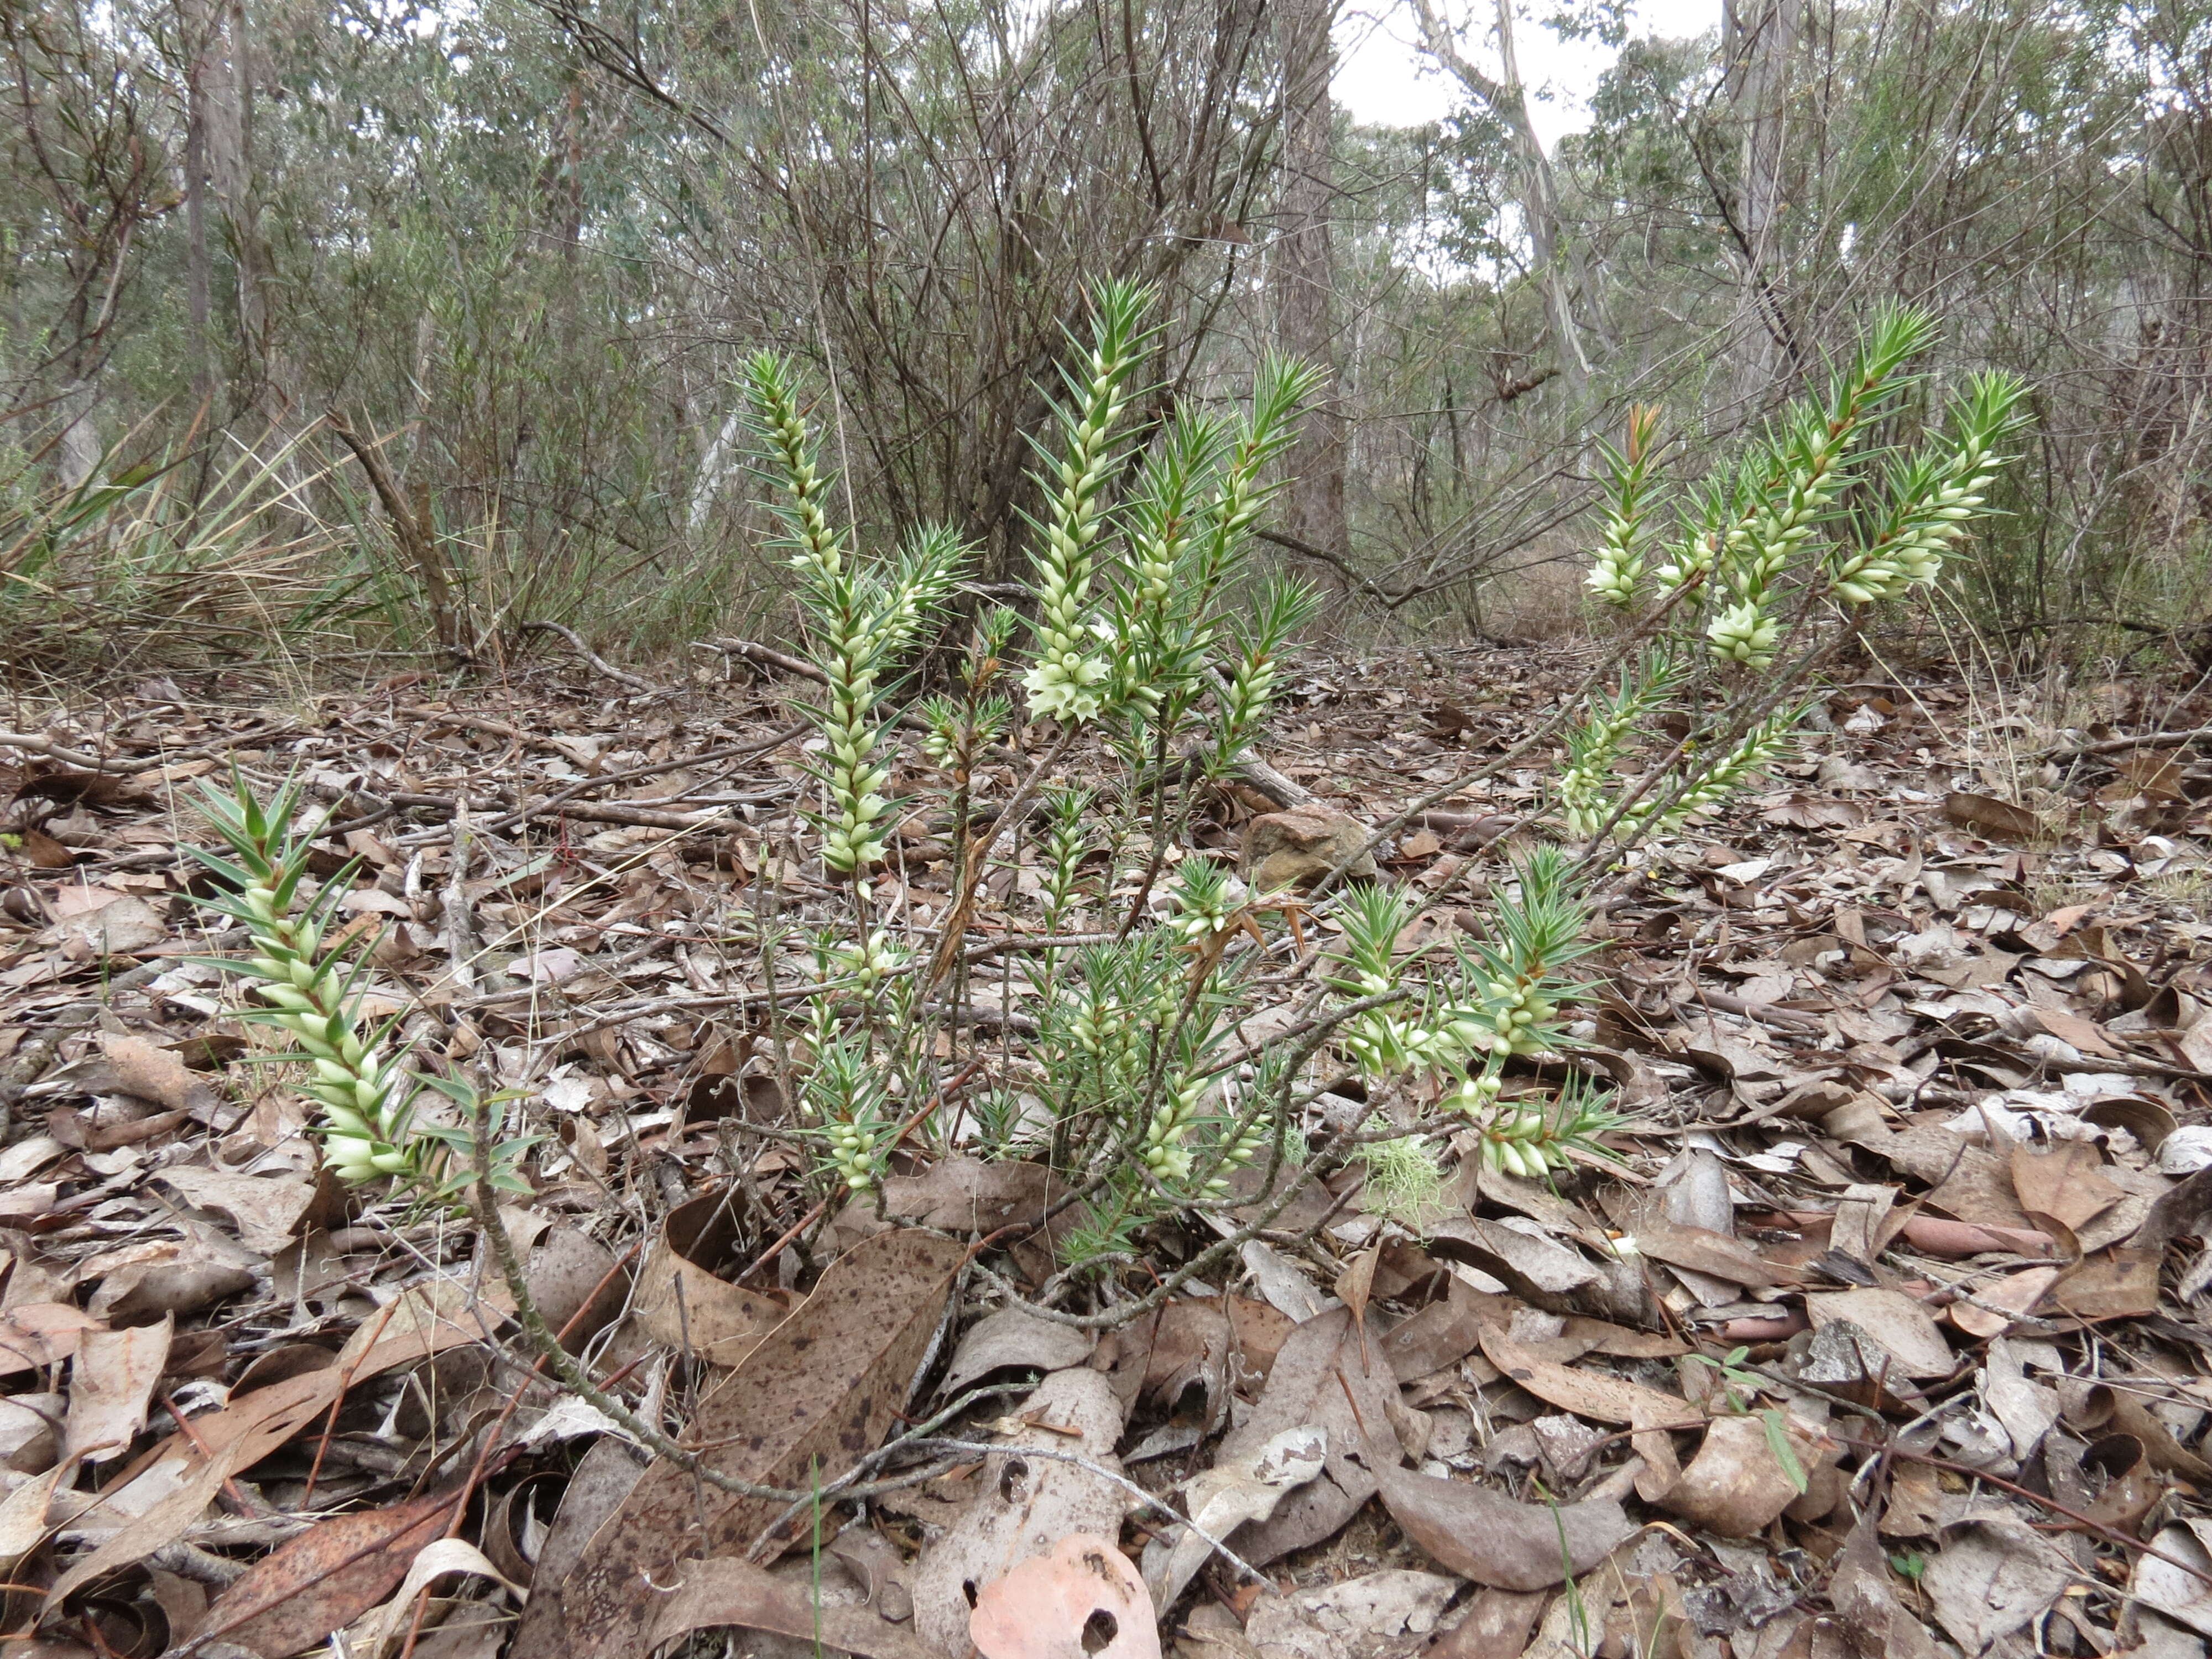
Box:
181 3 216 412
1272 0 1348 586
1412 0 1598 397
197 0 289 420
1723 0 1797 410
56 379 101 489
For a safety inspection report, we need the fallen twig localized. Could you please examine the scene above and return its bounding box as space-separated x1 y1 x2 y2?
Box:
518 619 670 695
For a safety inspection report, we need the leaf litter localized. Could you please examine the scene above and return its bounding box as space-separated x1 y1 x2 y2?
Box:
3 658 2212 1659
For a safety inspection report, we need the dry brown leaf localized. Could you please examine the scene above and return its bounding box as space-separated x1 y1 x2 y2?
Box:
642 1556 940 1659
1804 1290 1955 1379
1336 1241 1380 1362
1427 1216 1603 1301
0 1460 69 1577
1134 1297 1296 1422
943 1305 1098 1392
40 888 166 955
83 1240 254 1322
969 1533 1161 1659
1425 1588 1548 1659
630 1191 785 1365
62 1314 170 1464
1943 792 2043 842
1357 1422 1637 1590
0 1303 101 1379
1623 1213 1792 1289
1658 1412 1824 1538
2010 1139 2124 1237
2048 1246 2162 1322
1948 1266 2062 1338
44 1429 255 1614
2133 1519 2212 1636
1207 1307 1401 1567
18 827 75 868
193 1489 466 1658
912 1366 1131 1654
1142 1425 1324 1610
1245 1569 1460 1659
96 1033 217 1115
1829 1505 1939 1659
2020 1006 2123 1059
517 1227 968 1659
155 1168 316 1258
1920 1515 2075 1652
1381 1278 1505 1382
525 1226 629 1353
883 1155 1076 1240
1476 1324 1689 1500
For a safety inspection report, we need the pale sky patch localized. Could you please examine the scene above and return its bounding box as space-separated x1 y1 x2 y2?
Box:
1333 0 1723 146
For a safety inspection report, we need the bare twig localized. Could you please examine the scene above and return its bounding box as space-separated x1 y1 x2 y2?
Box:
519 619 669 695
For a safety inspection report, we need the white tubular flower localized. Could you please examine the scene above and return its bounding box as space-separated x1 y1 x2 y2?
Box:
1707 598 1779 667
1021 650 1111 722
1585 540 1642 606
1020 286 1147 724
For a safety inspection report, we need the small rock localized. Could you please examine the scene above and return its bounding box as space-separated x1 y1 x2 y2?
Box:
1240 806 1376 893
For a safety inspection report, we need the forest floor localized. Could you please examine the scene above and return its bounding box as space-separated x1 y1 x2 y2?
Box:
6 641 2212 1659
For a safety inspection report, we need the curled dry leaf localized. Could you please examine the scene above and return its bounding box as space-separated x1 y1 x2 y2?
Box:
943 1305 1098 1393
1356 1422 1638 1592
1659 1412 1825 1539
629 1191 785 1365
969 1532 1161 1659
1142 1424 1325 1610
912 1365 1130 1655
62 1315 170 1464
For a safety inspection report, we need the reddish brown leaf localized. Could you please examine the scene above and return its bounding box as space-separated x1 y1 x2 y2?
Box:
1942 792 2043 841
18 828 74 869
194 1490 465 1658
2009 1140 2123 1237
514 1227 969 1659
643 1556 939 1659
1358 1422 1637 1590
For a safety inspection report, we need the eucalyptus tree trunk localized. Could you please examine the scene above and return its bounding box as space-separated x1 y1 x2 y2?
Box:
180 1 216 413
1412 0 1598 397
192 0 289 420
1272 0 1349 586
1723 0 1797 409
